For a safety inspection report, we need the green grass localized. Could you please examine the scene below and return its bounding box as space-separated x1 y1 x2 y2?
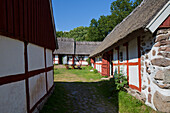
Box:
41 66 156 113
68 66 103 81
54 66 103 82
95 79 156 113
40 83 70 113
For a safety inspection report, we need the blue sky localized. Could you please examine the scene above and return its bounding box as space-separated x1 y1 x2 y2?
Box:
52 0 113 31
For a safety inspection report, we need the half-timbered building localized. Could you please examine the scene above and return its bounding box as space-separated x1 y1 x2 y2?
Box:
53 38 101 66
90 0 170 112
0 0 57 113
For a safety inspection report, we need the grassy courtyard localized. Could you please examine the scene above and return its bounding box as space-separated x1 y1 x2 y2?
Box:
41 65 156 113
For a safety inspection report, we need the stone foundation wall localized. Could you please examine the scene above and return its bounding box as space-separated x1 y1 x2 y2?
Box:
138 29 170 112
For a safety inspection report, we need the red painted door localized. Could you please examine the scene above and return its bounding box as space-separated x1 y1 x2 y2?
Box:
102 53 110 76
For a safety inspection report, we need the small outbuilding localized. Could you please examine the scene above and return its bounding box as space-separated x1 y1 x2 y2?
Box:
0 0 57 113
53 37 101 66
90 0 170 112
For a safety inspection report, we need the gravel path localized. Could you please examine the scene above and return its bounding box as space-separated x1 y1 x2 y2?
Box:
61 82 117 113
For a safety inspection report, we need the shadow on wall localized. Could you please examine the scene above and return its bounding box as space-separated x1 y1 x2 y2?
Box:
40 80 119 113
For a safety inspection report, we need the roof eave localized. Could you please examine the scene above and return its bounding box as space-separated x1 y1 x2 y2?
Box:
145 1 170 33
49 0 58 49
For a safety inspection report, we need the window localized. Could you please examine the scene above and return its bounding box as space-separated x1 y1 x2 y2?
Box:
99 57 102 61
68 56 72 60
120 52 123 62
78 56 84 60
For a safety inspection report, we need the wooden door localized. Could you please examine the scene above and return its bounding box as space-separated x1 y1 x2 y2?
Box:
102 53 110 76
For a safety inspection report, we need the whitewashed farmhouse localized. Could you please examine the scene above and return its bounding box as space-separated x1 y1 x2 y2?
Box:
53 38 101 66
90 0 170 112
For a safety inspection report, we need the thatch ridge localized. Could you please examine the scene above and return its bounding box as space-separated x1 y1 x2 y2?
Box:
53 37 101 55
90 0 168 57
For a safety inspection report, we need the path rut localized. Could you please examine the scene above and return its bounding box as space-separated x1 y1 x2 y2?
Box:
61 82 117 113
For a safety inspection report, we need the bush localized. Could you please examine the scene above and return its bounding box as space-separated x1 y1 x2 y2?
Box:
114 73 128 91
93 69 98 73
86 58 91 65
87 66 93 70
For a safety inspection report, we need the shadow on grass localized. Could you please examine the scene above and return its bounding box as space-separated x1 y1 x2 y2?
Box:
40 78 119 113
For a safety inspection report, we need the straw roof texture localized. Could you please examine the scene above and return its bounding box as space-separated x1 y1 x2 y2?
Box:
53 38 74 54
53 38 101 55
75 41 101 55
90 0 168 57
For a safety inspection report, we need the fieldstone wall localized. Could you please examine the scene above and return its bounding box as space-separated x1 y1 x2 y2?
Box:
140 29 170 112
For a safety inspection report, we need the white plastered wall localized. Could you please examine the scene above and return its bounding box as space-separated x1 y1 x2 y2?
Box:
54 55 59 64
0 81 27 113
75 55 79 65
46 49 53 67
113 66 119 75
46 49 54 91
68 55 73 65
47 70 53 91
92 63 94 68
95 56 102 72
113 49 118 75
113 49 118 64
29 73 46 109
82 55 88 65
119 45 127 75
27 43 45 71
120 65 127 76
27 43 47 109
128 38 138 63
74 55 88 65
84 56 88 60
128 38 139 88
81 61 88 65
129 65 139 87
0 35 27 113
0 35 25 77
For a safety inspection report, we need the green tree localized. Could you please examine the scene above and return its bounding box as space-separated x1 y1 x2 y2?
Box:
110 0 134 25
56 31 64 37
56 0 142 42
87 19 104 41
56 26 89 41
133 0 143 8
87 0 142 41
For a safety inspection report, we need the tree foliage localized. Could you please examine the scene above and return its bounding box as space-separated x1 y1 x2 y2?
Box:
56 0 142 41
56 26 89 41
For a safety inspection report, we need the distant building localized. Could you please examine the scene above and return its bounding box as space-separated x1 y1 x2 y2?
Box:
90 0 170 112
0 0 57 113
53 38 101 66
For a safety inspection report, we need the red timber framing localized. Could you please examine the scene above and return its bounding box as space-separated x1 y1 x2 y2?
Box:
0 0 56 112
73 55 88 66
102 50 112 76
95 62 102 74
102 53 109 76
0 0 56 50
113 37 141 92
159 15 170 28
91 58 95 68
0 42 54 113
93 58 96 69
72 55 75 65
66 55 89 66
91 58 94 65
53 55 59 64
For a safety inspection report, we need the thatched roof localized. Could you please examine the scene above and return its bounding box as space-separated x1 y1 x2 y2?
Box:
53 38 101 55
53 38 74 54
75 41 101 55
90 0 168 57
